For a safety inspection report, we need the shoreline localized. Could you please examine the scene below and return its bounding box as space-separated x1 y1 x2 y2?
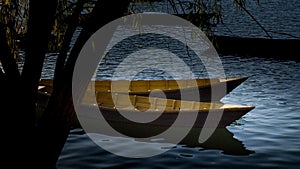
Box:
211 35 300 61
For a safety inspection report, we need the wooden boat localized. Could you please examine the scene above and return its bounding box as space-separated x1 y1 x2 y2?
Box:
39 77 248 101
76 92 254 129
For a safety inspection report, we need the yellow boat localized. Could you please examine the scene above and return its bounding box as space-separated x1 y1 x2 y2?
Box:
76 92 254 128
39 77 248 102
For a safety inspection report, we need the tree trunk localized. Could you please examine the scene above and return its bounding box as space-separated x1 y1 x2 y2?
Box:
0 0 56 167
36 1 132 168
21 0 58 128
12 0 57 168
53 0 85 90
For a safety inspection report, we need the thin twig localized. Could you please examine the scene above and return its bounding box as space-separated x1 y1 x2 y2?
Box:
234 0 272 39
167 0 179 14
267 30 300 39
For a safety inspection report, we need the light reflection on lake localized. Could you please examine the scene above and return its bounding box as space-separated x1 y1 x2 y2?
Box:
53 54 300 168
34 2 300 167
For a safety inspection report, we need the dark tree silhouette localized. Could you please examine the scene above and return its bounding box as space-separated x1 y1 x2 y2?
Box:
0 0 254 168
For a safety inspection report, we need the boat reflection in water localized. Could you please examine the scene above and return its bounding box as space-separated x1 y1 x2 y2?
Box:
180 127 255 156
72 123 254 157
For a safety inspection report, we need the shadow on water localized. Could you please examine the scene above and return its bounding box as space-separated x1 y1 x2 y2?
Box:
104 120 255 156
67 125 254 157
180 127 255 156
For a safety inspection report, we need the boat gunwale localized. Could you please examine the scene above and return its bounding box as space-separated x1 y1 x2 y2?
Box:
97 105 255 114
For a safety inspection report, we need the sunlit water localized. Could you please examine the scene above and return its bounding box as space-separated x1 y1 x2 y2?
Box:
133 0 300 39
32 1 300 167
45 54 299 169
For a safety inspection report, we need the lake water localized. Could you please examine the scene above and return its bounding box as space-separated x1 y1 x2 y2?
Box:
36 1 300 168
51 37 300 169
54 53 300 168
132 0 300 39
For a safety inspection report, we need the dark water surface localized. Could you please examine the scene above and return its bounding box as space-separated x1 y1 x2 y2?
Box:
133 0 300 39
54 55 300 169
36 1 300 168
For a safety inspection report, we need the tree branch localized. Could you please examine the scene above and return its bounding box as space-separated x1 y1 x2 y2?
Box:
0 23 20 81
234 0 272 39
53 0 85 90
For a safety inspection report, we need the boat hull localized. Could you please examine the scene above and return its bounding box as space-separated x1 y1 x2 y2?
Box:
39 77 248 102
76 104 253 132
136 77 248 101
